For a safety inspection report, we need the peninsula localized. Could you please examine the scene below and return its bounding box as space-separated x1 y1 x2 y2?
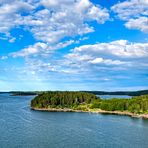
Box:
31 91 148 119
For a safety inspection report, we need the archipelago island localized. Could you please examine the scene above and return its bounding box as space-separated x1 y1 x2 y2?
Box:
30 91 148 119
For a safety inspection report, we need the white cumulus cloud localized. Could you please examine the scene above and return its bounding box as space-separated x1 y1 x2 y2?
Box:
71 40 148 58
0 0 109 43
61 40 148 74
112 0 148 33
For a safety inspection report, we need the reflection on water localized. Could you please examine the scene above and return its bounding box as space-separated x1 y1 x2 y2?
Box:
0 93 148 148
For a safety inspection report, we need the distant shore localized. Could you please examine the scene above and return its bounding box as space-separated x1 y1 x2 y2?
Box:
31 107 148 119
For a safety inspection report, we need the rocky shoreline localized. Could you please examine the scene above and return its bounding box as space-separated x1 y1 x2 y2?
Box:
31 107 148 119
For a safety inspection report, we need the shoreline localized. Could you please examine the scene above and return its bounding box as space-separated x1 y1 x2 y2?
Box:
31 107 148 119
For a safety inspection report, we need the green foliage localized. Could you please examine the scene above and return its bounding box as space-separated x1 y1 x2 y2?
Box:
31 93 148 114
90 99 101 109
93 95 148 114
31 91 98 108
99 99 127 111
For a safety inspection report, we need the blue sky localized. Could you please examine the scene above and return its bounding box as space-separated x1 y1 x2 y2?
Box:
0 0 148 91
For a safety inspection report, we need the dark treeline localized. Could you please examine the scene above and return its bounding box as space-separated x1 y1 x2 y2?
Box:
84 90 148 96
11 91 38 96
31 91 148 114
31 91 98 108
9 90 148 96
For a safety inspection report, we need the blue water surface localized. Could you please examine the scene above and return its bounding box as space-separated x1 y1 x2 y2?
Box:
0 93 148 148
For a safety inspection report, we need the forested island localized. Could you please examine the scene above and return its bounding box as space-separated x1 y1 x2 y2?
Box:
10 91 38 96
85 90 148 96
31 91 148 119
10 89 148 96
